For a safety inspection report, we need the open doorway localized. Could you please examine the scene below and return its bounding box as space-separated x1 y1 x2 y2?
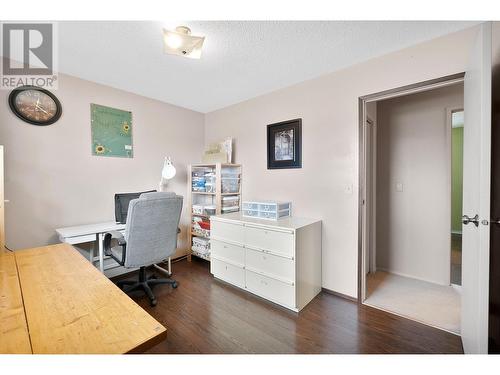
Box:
450 109 464 287
359 74 465 335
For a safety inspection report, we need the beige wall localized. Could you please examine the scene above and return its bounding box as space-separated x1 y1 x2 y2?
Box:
376 84 464 285
204 26 478 297
0 72 204 254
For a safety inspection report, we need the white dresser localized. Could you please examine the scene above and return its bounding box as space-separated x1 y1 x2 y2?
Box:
210 212 322 312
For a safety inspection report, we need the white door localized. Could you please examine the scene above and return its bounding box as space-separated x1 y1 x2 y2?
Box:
461 22 492 354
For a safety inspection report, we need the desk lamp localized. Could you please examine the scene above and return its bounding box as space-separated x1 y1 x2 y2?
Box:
159 157 176 192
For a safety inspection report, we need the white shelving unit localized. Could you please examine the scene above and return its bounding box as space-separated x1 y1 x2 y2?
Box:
187 163 242 261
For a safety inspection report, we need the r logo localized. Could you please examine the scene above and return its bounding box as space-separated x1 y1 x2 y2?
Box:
2 23 53 76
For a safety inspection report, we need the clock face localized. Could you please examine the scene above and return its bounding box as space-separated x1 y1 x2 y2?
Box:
9 86 62 125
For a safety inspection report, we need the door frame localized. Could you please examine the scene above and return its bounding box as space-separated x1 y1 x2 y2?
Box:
357 73 465 303
365 116 377 276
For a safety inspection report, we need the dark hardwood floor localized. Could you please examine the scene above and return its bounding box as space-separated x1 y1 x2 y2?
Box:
115 258 463 354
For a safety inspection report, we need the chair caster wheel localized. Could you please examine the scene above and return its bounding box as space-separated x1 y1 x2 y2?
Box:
172 282 178 289
150 299 157 307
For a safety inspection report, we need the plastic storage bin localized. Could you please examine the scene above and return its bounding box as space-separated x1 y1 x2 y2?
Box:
204 205 217 215
192 177 206 192
259 202 291 212
205 182 216 193
192 205 204 215
258 210 290 220
222 196 239 207
222 206 240 214
222 178 240 193
242 209 259 217
192 237 210 255
242 202 259 210
242 201 292 220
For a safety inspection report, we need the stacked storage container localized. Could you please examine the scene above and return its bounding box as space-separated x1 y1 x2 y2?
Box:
189 163 242 262
222 195 240 214
221 170 240 194
192 236 210 258
242 201 292 220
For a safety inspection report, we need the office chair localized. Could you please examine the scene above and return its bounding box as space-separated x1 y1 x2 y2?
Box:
104 191 183 306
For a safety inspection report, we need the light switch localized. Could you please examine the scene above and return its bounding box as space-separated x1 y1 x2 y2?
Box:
396 182 404 192
345 184 353 194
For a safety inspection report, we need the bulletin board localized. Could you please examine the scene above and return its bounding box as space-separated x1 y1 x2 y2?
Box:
91 104 133 158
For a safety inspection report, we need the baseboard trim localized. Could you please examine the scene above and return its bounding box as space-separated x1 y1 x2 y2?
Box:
321 287 357 302
376 267 448 286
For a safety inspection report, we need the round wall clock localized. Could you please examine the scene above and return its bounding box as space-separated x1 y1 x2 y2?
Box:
8 86 62 126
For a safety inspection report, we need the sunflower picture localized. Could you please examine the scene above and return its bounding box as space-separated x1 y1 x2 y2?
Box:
122 121 130 134
91 104 133 158
95 144 106 154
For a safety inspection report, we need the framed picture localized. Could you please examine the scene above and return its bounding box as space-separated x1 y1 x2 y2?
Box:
91 104 133 158
267 118 302 169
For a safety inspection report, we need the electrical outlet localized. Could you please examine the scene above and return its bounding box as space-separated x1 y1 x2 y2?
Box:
396 182 404 192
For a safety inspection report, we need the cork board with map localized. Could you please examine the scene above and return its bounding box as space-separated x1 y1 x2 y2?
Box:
91 104 133 158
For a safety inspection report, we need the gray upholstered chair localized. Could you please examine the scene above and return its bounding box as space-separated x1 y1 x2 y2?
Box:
104 191 183 306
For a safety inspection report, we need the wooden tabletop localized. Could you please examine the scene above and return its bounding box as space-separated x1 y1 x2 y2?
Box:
14 243 167 354
0 251 32 354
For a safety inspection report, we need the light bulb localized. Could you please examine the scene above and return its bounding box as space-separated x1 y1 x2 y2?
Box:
164 33 182 49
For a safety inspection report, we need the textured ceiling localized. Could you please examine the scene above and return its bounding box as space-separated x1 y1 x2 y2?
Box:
57 21 477 113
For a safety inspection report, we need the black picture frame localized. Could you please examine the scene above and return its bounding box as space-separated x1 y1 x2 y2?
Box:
267 118 302 169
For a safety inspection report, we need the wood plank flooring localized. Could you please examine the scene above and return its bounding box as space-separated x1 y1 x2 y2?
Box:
114 258 463 354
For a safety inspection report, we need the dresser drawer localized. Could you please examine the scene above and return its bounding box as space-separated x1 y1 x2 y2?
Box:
244 225 294 258
211 220 244 244
245 270 295 308
211 239 245 266
211 258 245 288
245 248 294 282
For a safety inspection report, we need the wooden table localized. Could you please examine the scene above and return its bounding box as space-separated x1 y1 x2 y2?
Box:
0 251 32 354
11 243 167 354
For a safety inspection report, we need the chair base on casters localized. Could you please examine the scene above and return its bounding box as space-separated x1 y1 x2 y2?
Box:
117 266 178 306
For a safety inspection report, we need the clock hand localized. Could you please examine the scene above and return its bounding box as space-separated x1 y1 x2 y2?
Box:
35 104 49 115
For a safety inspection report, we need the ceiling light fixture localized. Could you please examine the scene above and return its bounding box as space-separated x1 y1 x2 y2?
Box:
163 26 205 59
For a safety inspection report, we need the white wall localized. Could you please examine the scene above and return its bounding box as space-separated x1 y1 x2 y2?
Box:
204 26 479 297
0 72 205 256
376 84 464 285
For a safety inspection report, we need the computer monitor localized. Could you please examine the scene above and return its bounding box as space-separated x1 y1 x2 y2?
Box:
114 190 156 224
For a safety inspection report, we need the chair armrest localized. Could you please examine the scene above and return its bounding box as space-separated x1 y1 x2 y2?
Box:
104 231 127 265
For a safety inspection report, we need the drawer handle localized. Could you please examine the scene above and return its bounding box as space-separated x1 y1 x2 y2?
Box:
223 245 228 249
225 266 228 270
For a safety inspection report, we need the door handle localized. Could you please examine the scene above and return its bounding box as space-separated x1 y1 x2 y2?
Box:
462 214 480 227
491 218 500 226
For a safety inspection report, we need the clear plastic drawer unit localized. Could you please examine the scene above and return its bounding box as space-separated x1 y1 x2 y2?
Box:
242 201 292 220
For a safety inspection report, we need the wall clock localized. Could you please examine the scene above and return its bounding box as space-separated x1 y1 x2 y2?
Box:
8 86 62 126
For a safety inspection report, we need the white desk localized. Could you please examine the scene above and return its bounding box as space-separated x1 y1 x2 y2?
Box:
56 221 125 273
56 221 171 276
